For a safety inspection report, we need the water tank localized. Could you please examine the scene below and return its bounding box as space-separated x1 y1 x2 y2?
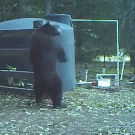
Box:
44 14 72 26
0 14 76 91
44 14 75 91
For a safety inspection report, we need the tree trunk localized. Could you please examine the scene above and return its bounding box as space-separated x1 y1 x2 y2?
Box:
19 0 25 18
46 0 51 14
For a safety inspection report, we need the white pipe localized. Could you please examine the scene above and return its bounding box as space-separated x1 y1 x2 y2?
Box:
85 69 88 82
120 56 125 81
72 19 119 86
96 74 117 86
72 19 118 22
116 20 119 86
77 82 92 85
103 68 105 74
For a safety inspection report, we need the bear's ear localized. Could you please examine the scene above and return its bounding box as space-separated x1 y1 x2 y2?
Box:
46 21 50 26
42 21 50 28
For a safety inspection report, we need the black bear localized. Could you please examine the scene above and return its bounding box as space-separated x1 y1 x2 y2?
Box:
30 22 67 108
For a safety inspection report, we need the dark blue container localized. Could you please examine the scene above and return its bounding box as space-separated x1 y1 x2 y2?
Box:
44 14 75 91
0 14 76 91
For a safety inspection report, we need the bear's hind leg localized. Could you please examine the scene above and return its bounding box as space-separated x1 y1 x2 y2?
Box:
34 80 43 104
52 92 62 108
35 92 42 104
51 75 62 108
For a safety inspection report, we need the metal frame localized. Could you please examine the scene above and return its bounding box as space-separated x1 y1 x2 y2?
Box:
72 19 119 86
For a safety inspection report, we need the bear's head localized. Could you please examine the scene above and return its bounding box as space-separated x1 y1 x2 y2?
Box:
39 22 61 36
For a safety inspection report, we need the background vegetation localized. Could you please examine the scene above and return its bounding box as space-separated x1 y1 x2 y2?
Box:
0 1 135 134
0 0 134 62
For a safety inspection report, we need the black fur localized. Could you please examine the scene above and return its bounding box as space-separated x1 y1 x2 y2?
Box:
30 22 67 107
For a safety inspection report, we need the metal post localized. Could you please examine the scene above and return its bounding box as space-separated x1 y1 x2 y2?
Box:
120 56 125 81
116 20 119 86
85 69 88 82
85 63 88 82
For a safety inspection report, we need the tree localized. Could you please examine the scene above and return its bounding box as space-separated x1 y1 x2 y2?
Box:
46 0 51 14
0 0 134 61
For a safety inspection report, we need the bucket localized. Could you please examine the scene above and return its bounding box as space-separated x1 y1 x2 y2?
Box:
98 79 110 87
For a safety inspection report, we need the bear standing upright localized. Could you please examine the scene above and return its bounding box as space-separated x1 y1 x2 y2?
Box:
30 22 67 108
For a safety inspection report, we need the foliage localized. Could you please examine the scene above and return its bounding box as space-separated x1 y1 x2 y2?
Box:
74 21 117 61
6 64 17 71
0 0 134 61
0 64 33 88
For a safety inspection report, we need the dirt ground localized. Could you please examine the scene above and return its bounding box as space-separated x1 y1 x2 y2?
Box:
0 62 135 134
0 85 135 135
